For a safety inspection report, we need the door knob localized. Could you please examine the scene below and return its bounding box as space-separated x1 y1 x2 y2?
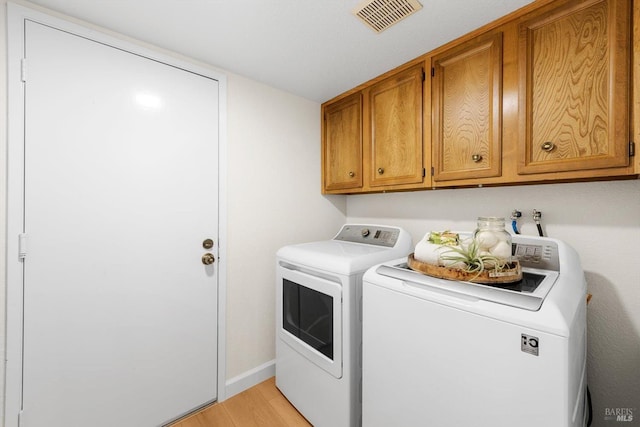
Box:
202 239 214 249
202 253 215 265
377 167 384 175
471 154 482 162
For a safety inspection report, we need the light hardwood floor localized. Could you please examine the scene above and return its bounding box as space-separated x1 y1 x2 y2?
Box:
170 377 312 427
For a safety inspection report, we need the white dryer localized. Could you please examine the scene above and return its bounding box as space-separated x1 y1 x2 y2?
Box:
276 224 412 427
362 234 588 427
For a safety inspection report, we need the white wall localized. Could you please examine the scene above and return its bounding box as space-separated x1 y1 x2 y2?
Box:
347 179 640 427
224 73 346 379
0 0 346 422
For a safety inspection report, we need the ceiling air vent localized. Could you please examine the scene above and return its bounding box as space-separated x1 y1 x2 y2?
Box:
353 0 423 33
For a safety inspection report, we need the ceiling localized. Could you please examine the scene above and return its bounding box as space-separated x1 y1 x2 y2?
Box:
27 0 534 103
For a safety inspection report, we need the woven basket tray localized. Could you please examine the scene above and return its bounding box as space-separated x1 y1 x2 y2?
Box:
407 253 522 284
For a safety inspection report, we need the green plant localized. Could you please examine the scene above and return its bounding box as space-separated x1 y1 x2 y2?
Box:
440 239 510 275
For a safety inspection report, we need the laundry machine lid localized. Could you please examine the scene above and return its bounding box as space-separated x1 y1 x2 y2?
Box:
374 262 559 311
277 224 412 275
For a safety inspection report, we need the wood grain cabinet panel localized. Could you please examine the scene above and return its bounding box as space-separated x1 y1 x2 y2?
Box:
322 92 363 192
432 32 503 182
368 64 424 187
518 0 631 174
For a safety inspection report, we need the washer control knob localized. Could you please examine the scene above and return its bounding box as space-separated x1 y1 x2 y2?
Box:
361 228 370 238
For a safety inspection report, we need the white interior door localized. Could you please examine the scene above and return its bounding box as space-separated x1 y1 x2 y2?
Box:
21 20 219 427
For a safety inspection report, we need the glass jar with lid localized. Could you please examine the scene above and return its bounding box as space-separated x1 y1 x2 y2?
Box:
473 217 512 262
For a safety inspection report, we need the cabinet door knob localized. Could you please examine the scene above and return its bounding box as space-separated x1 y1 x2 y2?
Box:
541 141 556 152
348 171 355 178
471 154 482 162
377 167 384 175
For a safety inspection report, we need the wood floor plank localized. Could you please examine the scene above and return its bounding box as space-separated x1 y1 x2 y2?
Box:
169 403 235 427
255 377 281 401
196 404 237 427
256 377 311 426
177 414 209 427
169 376 309 427
268 394 312 427
224 387 288 427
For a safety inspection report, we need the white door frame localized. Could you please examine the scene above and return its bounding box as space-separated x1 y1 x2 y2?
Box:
5 3 228 426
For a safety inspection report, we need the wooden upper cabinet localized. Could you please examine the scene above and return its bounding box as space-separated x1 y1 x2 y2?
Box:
321 0 637 194
432 32 503 182
367 64 424 187
518 0 631 175
322 92 363 192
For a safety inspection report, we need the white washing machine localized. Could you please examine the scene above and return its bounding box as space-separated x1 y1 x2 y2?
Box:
276 224 412 427
362 234 588 427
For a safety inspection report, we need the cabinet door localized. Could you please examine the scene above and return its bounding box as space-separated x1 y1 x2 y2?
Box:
322 92 363 191
432 32 502 182
518 0 630 174
368 65 424 187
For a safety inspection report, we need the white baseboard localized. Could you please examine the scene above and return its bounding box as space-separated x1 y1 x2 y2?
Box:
223 359 276 401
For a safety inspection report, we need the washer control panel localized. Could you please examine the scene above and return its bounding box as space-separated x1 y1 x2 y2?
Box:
334 225 401 247
513 241 560 271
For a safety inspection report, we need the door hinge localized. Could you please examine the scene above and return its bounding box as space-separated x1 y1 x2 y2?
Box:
422 69 426 81
422 167 426 178
431 67 435 77
430 166 435 176
21 58 27 82
630 141 635 157
19 233 28 260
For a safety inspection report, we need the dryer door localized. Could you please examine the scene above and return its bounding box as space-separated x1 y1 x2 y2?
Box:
277 264 343 379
